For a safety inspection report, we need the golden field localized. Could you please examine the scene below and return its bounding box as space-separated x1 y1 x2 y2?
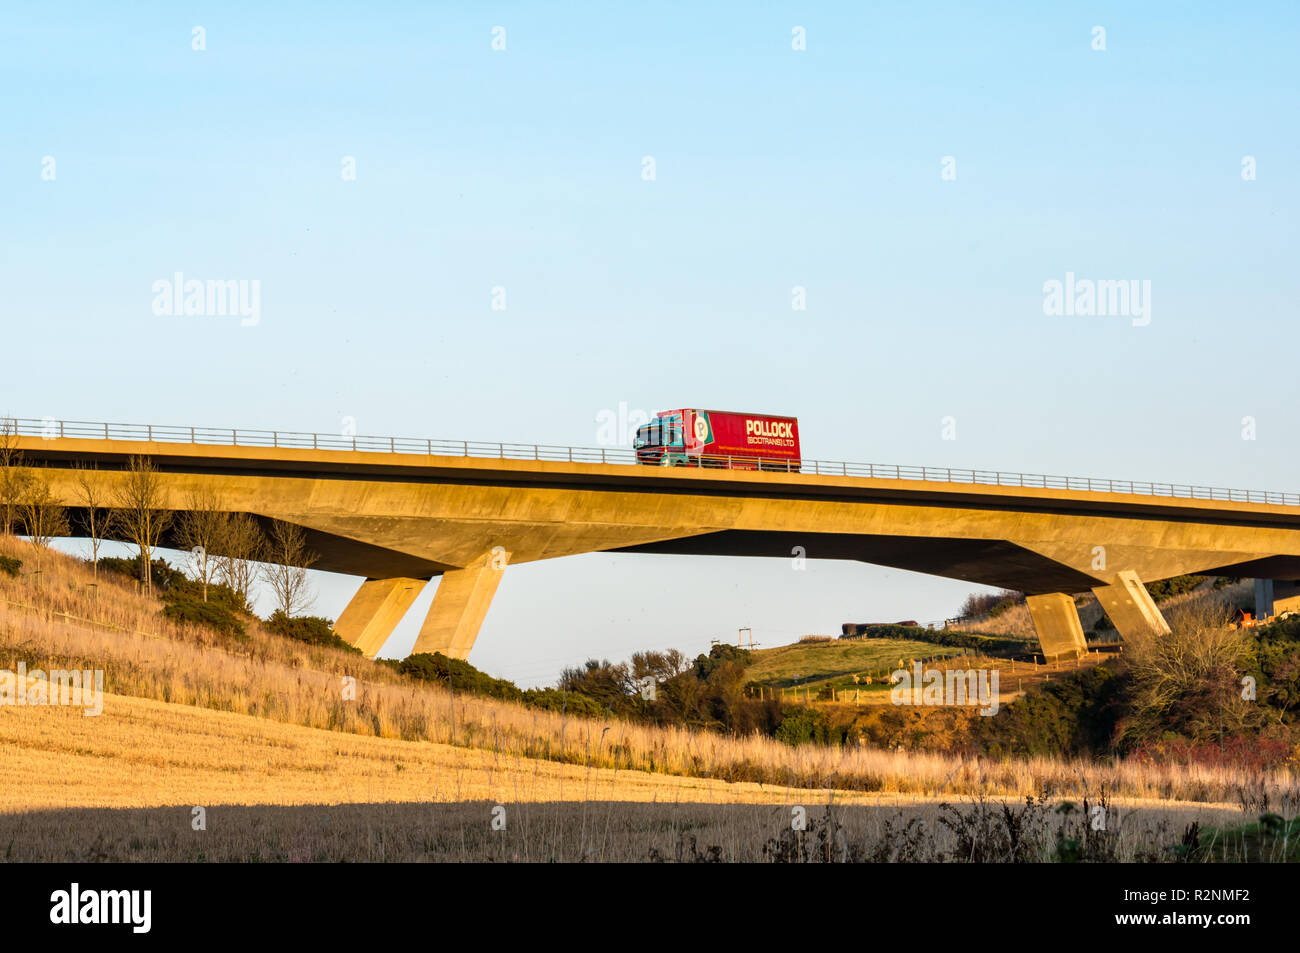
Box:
0 535 1294 860
0 692 1247 862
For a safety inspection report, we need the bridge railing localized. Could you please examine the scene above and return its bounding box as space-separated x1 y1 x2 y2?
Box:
4 416 1298 506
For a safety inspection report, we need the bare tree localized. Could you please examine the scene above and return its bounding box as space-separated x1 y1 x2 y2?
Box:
73 463 112 579
20 469 70 563
175 486 227 602
261 520 317 617
1119 598 1260 746
111 456 172 595
216 513 264 610
0 419 26 536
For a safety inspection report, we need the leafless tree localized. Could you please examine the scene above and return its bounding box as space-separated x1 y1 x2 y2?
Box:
20 469 70 562
73 463 112 578
111 456 172 594
215 513 265 610
175 486 227 602
261 520 317 617
1119 598 1261 746
0 419 27 536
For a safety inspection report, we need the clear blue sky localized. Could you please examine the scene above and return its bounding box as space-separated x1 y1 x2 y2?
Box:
4 3 1297 685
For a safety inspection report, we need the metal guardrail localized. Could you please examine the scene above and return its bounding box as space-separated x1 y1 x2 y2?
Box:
5 416 1299 506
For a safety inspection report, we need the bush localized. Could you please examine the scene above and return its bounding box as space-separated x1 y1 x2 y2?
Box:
693 644 753 680
558 658 634 709
843 623 1031 656
162 599 247 639
975 665 1124 757
775 707 842 746
0 555 21 577
99 555 187 591
165 576 248 614
958 589 1024 619
263 611 360 654
1145 575 1203 602
101 555 251 615
398 652 523 700
522 687 612 717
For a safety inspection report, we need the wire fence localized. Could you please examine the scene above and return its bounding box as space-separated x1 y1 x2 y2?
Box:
6 415 1299 506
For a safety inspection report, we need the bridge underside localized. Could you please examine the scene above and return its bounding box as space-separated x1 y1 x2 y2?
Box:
15 436 1300 662
614 531 1102 594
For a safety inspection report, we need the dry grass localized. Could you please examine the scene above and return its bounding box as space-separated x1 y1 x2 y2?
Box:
1 536 1296 808
0 797 1247 863
0 690 858 811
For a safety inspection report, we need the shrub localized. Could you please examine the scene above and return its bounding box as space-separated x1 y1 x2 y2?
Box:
693 644 753 680
399 652 523 700
558 658 633 709
958 589 1024 619
162 599 247 639
1145 575 1203 602
263 611 360 654
100 555 187 591
522 687 612 717
165 576 248 614
774 706 842 746
843 623 1031 656
1116 600 1257 747
101 555 251 614
0 555 21 577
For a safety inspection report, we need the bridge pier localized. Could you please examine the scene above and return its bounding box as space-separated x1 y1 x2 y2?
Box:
334 577 428 657
1091 570 1169 639
1025 592 1088 660
412 548 509 660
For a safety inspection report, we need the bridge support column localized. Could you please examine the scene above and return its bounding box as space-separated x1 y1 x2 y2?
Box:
412 549 509 659
1255 579 1275 618
1025 592 1088 660
334 577 428 658
1092 570 1170 640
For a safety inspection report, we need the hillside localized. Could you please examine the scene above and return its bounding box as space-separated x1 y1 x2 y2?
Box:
5 534 1300 862
0 535 1285 800
744 638 966 690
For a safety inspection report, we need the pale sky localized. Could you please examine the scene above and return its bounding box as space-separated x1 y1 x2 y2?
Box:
5 3 1298 685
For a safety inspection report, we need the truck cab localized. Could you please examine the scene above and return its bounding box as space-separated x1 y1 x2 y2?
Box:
633 412 686 466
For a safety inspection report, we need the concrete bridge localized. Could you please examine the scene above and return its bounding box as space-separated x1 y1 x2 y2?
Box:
8 418 1300 661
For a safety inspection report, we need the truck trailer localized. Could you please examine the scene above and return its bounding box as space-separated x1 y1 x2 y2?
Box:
633 408 801 471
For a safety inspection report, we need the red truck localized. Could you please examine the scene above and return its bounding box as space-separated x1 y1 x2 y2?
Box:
633 408 801 471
